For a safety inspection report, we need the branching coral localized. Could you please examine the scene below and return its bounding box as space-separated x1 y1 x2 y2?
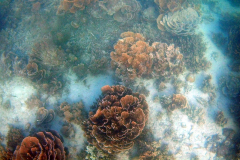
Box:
57 0 97 14
83 85 149 154
157 8 200 35
12 131 65 160
99 0 141 22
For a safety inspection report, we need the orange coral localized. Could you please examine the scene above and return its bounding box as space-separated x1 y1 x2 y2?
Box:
57 0 97 14
83 85 149 154
154 0 183 13
111 32 154 81
12 131 65 160
111 32 185 83
168 94 188 112
57 102 84 124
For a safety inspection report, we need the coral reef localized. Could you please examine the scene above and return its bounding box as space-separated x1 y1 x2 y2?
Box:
57 0 97 14
201 75 216 104
30 40 67 67
171 33 211 73
138 141 175 160
186 73 195 83
99 0 141 22
227 25 240 58
60 123 75 138
215 111 228 127
36 107 55 126
211 32 227 49
219 75 240 98
25 95 44 110
157 8 200 35
168 94 188 112
56 101 85 124
6 127 24 152
26 62 46 82
111 32 185 84
83 85 149 154
151 42 185 79
12 131 65 159
154 0 184 13
0 52 27 80
111 31 154 82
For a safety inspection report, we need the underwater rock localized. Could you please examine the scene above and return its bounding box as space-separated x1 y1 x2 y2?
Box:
12 131 65 160
83 85 149 154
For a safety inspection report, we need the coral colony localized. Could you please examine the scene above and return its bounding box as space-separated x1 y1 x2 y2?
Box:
0 0 240 159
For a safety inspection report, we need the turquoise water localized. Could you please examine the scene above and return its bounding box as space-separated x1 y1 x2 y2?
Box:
0 0 240 159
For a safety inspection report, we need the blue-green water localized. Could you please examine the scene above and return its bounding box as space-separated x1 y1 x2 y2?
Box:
0 0 240 159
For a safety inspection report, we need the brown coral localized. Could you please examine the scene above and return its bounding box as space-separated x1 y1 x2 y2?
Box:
12 131 65 160
168 94 188 112
99 0 141 22
36 107 55 126
111 32 185 83
154 0 183 13
83 85 149 154
57 101 85 124
110 32 153 81
57 0 97 14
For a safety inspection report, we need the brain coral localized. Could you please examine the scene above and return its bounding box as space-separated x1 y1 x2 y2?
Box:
83 85 149 154
12 131 65 160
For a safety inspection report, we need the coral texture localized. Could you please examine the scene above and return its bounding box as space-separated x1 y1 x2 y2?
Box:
12 131 65 160
219 75 240 98
57 0 97 14
158 8 200 35
168 94 188 112
154 0 184 13
111 32 154 81
57 102 84 124
84 85 149 154
36 107 55 126
111 32 184 83
99 0 141 22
